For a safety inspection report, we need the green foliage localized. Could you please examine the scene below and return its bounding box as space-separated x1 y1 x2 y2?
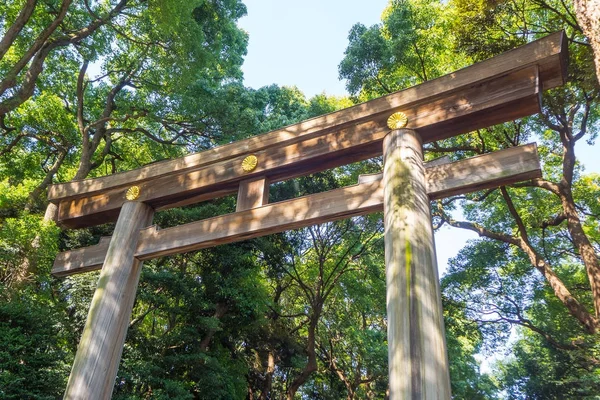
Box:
340 0 468 99
0 180 37 217
0 295 71 399
0 212 60 285
1 0 251 201
109 216 273 398
2 0 599 398
444 296 499 398
497 319 600 398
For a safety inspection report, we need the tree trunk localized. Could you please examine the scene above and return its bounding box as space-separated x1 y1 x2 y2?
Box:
13 201 59 286
260 351 275 400
199 302 228 351
286 315 319 400
573 0 600 85
0 0 38 61
518 237 598 333
25 149 67 212
559 186 600 322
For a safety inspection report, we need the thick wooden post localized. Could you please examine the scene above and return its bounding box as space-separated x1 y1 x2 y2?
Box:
64 201 154 400
383 129 451 399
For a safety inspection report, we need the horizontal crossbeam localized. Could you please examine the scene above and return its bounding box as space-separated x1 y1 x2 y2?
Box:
55 66 542 228
47 32 565 207
52 144 540 277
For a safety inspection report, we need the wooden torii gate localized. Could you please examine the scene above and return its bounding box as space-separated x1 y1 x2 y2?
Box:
50 32 567 399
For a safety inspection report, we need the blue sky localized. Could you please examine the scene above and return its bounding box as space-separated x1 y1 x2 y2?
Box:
238 0 599 275
238 0 389 97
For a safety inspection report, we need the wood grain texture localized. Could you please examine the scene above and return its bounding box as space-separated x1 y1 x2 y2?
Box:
135 180 385 260
63 202 154 400
236 177 270 211
52 144 540 277
56 66 540 228
383 129 451 399
47 31 565 203
427 143 541 200
52 237 111 277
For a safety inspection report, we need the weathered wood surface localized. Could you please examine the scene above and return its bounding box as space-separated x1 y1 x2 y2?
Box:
383 129 451 398
426 143 541 200
53 237 111 278
52 144 540 277
135 180 383 260
47 31 565 206
236 177 270 211
55 66 541 228
63 202 154 400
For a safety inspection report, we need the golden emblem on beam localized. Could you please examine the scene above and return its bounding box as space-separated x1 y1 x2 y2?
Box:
387 112 408 130
242 155 258 172
125 185 141 200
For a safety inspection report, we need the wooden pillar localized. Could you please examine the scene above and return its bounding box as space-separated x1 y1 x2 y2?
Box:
382 129 451 399
64 201 154 400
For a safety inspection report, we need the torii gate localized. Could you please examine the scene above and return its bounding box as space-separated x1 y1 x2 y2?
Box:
50 32 567 399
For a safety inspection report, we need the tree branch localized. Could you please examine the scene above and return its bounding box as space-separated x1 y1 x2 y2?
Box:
445 215 598 333
444 218 520 246
500 186 529 240
0 0 132 116
76 60 89 140
0 0 38 62
511 178 561 195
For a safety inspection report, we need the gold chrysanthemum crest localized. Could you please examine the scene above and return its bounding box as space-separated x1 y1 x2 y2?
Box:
387 112 408 130
242 155 258 172
125 185 141 200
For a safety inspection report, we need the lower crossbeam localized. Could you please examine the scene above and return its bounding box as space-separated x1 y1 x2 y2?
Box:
52 144 540 277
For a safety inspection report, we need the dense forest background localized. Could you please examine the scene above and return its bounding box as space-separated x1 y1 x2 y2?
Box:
1 0 599 398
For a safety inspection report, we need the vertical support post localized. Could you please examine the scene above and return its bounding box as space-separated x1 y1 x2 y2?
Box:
64 201 154 400
382 129 451 399
236 176 270 211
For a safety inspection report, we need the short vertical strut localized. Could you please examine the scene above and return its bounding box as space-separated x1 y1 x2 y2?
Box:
64 201 155 400
236 176 270 211
383 129 451 399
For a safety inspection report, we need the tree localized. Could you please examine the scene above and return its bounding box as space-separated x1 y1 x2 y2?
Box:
494 273 600 397
572 0 600 85
1 0 249 284
314 242 388 400
5 0 599 397
339 0 600 393
442 290 500 399
0 289 72 399
438 0 600 393
339 0 467 99
2 0 248 196
1 1 255 397
441 0 600 332
278 219 382 399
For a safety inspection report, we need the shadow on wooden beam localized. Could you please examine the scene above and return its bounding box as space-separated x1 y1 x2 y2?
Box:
52 144 540 277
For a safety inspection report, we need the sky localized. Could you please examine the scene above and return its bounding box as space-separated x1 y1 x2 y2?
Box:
238 0 389 98
237 0 599 275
